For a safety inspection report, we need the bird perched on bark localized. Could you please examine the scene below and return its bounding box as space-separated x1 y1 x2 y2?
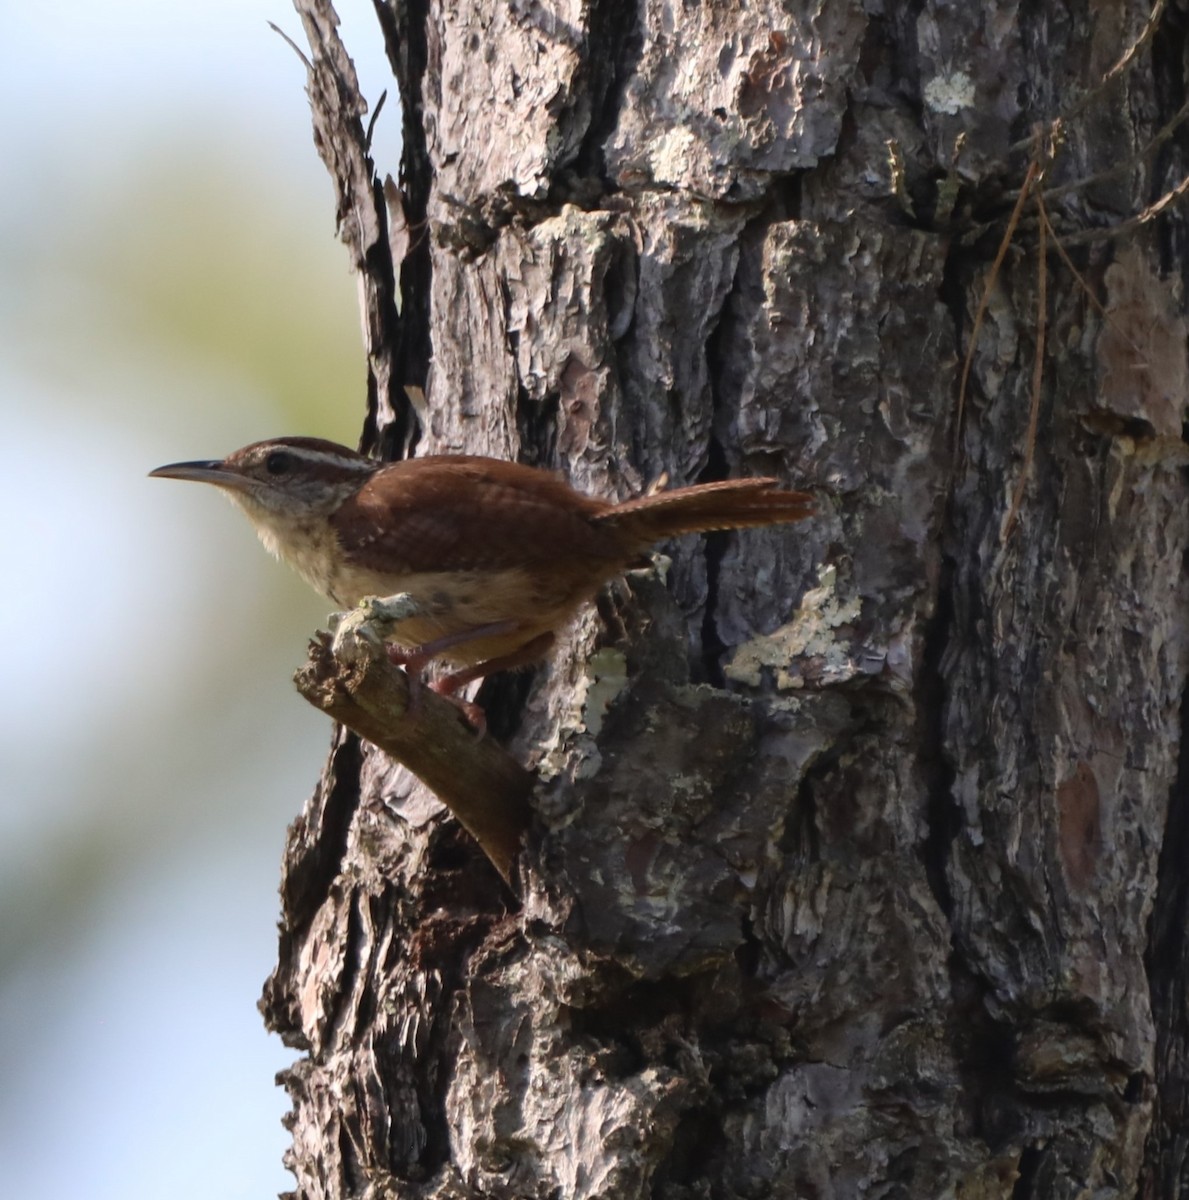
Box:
151 438 815 725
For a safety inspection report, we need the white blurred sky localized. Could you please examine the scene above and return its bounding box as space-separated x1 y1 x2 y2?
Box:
0 4 397 1197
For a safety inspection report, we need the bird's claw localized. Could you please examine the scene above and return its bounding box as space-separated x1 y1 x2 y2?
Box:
329 593 424 662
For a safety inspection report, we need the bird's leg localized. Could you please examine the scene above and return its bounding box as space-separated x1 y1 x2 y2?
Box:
385 618 524 675
430 632 556 696
386 627 556 733
427 633 556 734
386 619 527 725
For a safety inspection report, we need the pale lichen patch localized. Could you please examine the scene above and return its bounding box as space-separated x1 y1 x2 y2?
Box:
724 563 862 689
535 639 627 784
581 648 630 738
922 70 975 114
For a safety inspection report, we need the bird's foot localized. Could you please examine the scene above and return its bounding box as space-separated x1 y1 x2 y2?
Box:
328 593 424 662
428 681 488 735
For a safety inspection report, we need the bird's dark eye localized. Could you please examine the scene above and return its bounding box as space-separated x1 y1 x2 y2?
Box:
265 451 292 476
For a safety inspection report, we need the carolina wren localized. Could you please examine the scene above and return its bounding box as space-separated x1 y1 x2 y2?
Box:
150 438 814 714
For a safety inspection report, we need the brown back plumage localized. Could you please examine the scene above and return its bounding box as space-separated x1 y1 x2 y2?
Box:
335 458 814 576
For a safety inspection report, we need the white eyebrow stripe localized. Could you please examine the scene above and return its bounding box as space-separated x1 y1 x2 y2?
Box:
249 447 377 474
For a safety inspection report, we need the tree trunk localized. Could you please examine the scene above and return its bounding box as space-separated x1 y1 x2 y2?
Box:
261 1 1189 1196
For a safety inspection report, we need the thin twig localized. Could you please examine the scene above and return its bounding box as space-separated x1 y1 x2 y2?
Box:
295 632 534 885
1068 0 1166 120
954 159 1039 461
1003 193 1048 542
1058 172 1189 246
1041 93 1189 204
267 19 313 70
1037 194 1106 321
365 89 387 152
1036 193 1149 363
1007 0 1167 155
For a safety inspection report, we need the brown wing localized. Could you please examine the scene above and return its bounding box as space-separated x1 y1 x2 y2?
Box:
330 455 626 575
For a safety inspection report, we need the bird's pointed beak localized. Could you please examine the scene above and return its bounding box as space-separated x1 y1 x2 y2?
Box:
148 460 256 491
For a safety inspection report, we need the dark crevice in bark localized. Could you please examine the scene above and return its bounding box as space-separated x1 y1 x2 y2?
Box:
1015 4 1064 141
924 239 977 936
771 170 803 222
1011 1143 1044 1199
516 390 561 469
951 969 1026 1149
292 0 415 459
699 223 758 689
330 893 367 1036
734 910 762 979
938 233 973 428
568 0 642 192
475 666 538 745
506 272 561 467
372 0 433 459
779 748 831 863
422 821 482 876
651 1108 726 1197
360 218 415 460
490 280 552 737
875 0 927 108
700 353 734 488
917 554 959 919
409 927 519 1175
1149 0 1186 146
1151 3 1189 286
407 995 458 1173
563 978 691 1067
697 525 731 692
338 1121 362 1194
1140 674 1189 1195
372 0 430 214
422 830 517 913
280 731 365 944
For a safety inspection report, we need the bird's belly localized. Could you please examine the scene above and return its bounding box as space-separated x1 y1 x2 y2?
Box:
328 565 603 667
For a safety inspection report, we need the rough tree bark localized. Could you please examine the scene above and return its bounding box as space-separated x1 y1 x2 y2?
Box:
260 1 1189 1197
